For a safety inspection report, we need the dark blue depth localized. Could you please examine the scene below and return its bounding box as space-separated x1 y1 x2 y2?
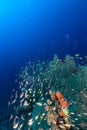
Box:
0 0 87 110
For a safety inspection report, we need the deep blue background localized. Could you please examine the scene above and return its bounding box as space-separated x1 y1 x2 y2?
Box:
0 0 87 111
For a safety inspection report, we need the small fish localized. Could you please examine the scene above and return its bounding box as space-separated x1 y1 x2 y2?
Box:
42 113 45 116
72 120 75 123
15 91 18 99
43 103 46 106
33 98 35 102
83 113 87 116
41 94 43 97
20 98 24 103
19 123 24 128
10 95 14 99
82 104 85 107
71 124 75 127
10 114 13 120
30 99 32 102
21 115 25 120
28 112 32 116
75 54 80 57
70 112 75 115
74 118 78 121
39 91 42 94
80 91 83 94
36 102 42 106
52 107 56 111
77 114 81 117
45 92 48 95
28 118 33 126
25 81 28 85
33 90 36 93
79 57 83 60
59 125 65 129
21 88 25 91
38 122 40 125
13 123 19 129
64 124 71 127
74 101 77 104
75 127 80 130
59 121 63 124
23 101 28 107
20 92 24 98
8 101 11 107
35 115 39 120
12 88 15 93
28 88 32 91
33 93 35 97
71 73 75 76
41 97 44 101
44 118 46 121
19 85 22 89
25 93 29 98
11 99 16 104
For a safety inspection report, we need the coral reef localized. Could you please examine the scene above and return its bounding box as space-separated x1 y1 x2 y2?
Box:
0 54 87 130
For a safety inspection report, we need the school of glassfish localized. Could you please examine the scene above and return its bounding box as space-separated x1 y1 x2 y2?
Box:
1 54 87 130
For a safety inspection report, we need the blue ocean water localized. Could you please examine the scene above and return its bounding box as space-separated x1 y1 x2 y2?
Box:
0 0 87 112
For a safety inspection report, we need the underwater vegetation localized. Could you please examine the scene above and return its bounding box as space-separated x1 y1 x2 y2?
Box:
0 54 87 130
